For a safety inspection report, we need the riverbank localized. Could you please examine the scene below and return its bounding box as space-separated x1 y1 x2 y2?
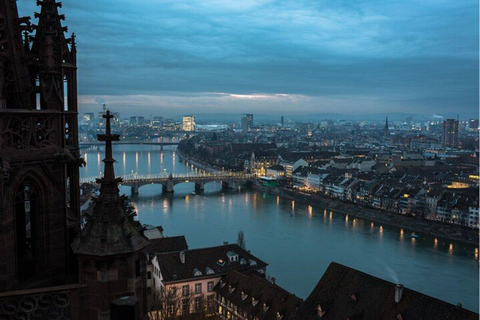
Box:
254 184 479 246
177 149 479 246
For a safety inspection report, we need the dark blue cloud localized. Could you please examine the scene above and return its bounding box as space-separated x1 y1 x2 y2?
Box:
17 0 478 117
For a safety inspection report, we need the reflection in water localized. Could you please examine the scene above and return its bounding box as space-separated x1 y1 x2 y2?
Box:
135 152 139 172
148 152 151 172
97 153 101 167
449 243 453 254
434 237 438 248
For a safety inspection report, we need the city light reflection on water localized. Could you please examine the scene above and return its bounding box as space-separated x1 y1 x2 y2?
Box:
80 144 479 312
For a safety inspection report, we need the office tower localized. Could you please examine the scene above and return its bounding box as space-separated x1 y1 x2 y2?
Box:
242 114 254 132
138 116 145 125
183 115 196 131
442 119 459 148
281 116 284 127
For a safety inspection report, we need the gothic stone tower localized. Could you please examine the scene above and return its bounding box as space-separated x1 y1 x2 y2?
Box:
0 0 81 291
72 111 150 320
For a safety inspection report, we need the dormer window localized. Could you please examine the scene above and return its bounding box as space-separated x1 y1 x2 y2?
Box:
241 291 248 300
249 259 257 266
226 251 239 262
263 303 269 312
205 267 215 275
228 285 236 293
220 280 226 288
193 268 202 277
276 312 283 320
240 258 247 265
217 259 225 266
252 297 259 306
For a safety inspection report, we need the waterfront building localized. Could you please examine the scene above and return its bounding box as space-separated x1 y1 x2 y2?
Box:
280 156 309 178
183 115 196 131
241 114 254 132
442 119 459 148
138 116 146 125
248 150 279 176
294 262 478 320
267 164 285 179
151 244 268 318
214 270 303 320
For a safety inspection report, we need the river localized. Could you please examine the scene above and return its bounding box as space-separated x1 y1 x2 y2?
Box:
80 144 479 312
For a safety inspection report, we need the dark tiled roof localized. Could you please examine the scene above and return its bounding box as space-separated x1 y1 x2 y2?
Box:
146 236 188 254
155 244 268 283
231 143 277 153
295 262 478 320
215 270 303 320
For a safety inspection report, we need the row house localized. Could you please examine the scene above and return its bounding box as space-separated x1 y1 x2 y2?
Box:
346 157 377 172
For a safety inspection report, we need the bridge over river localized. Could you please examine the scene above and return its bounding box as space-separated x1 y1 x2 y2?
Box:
79 141 179 148
80 172 255 194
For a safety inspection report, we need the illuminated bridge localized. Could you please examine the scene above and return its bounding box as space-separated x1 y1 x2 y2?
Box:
79 141 179 148
80 172 255 194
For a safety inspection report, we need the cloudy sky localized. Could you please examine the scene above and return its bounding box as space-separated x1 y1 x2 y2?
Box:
18 0 478 119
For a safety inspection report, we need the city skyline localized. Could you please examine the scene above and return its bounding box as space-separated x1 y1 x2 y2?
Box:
18 0 479 118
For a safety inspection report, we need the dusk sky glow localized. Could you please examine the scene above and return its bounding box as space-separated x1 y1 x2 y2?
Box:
18 0 479 119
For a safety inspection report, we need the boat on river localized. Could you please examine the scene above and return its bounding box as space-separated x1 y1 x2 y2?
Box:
258 176 279 187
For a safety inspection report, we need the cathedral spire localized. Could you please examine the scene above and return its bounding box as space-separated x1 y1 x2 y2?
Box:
72 110 148 256
97 110 119 182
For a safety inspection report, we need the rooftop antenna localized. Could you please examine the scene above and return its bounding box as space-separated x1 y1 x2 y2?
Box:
103 103 106 111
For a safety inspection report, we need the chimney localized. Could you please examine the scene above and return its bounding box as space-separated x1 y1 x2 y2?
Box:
271 277 276 285
395 284 404 303
180 251 185 264
223 241 228 246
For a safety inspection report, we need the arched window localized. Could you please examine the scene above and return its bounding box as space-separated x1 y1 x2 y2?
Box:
15 179 41 280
